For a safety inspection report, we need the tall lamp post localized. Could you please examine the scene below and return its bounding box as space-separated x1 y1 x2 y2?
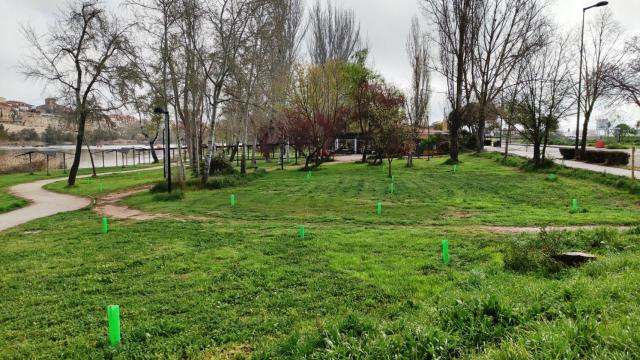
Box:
154 107 171 193
575 1 608 157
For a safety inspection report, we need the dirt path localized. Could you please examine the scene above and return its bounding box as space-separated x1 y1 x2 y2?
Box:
93 186 166 221
0 166 162 232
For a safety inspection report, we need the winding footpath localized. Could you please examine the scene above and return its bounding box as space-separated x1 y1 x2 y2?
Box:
0 167 162 232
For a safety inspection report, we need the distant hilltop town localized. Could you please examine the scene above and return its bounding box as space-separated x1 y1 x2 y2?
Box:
0 97 138 141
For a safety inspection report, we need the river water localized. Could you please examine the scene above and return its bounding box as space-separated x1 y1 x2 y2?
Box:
0 144 170 173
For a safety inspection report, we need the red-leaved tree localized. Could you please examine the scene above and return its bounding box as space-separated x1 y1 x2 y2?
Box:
286 62 349 170
368 82 413 177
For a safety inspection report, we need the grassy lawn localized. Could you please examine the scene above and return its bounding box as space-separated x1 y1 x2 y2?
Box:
124 154 640 226
1 154 640 358
45 166 165 198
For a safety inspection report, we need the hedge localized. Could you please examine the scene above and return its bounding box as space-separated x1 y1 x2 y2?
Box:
558 148 630 166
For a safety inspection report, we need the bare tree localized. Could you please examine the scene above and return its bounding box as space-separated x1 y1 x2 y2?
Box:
308 0 361 64
469 0 547 152
574 9 624 157
199 0 254 185
512 33 574 166
168 0 207 179
405 15 431 167
608 35 640 109
422 0 478 163
21 0 130 185
127 0 179 177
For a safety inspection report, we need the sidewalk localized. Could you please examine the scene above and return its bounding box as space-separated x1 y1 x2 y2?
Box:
490 144 638 179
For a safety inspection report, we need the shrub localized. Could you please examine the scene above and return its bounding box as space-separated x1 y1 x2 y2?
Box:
152 189 184 201
209 155 236 175
559 147 576 159
559 148 629 165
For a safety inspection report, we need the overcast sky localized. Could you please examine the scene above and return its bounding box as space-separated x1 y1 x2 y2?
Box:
1 0 639 130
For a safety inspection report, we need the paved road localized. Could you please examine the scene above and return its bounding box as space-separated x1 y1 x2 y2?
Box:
0 166 162 232
492 144 638 179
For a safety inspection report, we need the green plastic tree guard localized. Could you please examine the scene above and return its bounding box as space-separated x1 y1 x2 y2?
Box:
299 225 305 239
107 305 121 347
102 217 108 234
442 240 449 265
230 194 235 207
377 201 382 215
572 198 578 211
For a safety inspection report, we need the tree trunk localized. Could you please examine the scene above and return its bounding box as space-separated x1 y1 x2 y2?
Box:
542 122 551 163
150 140 159 163
387 157 393 178
361 143 367 163
86 143 96 177
305 153 313 171
202 99 219 186
172 107 186 183
449 116 460 163
229 145 238 162
240 141 247 174
67 114 88 186
533 141 541 167
251 137 257 168
579 111 591 158
476 103 487 153
504 125 511 160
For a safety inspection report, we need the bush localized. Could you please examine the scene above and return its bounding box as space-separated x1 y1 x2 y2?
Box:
9 128 39 142
152 189 184 201
209 155 236 175
558 147 575 159
559 148 629 166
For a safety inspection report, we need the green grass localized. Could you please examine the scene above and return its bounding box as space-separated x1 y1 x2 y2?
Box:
123 155 640 226
1 155 640 358
45 167 165 198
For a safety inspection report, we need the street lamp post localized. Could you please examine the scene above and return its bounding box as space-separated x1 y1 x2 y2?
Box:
154 107 171 193
575 1 608 158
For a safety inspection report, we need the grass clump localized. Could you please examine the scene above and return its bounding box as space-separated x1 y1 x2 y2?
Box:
443 295 521 349
504 228 637 275
503 229 565 274
260 315 460 359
